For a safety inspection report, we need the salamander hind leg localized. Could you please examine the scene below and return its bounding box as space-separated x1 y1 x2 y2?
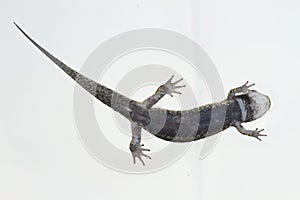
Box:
160 75 186 97
141 75 185 109
129 123 151 166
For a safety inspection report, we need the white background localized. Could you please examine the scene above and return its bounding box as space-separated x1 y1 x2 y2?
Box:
1 0 299 199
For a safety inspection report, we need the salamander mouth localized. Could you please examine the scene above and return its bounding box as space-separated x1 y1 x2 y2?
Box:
248 90 271 120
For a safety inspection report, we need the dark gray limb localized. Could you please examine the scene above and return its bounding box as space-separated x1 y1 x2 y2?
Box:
141 75 185 109
129 123 151 166
233 121 266 141
227 81 255 100
128 76 185 164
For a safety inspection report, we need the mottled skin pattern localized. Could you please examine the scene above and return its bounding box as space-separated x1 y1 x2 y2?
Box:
14 23 271 165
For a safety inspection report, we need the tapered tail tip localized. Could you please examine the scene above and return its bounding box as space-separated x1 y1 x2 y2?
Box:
13 22 21 30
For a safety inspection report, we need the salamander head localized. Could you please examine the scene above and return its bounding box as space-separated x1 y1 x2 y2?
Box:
247 90 271 120
236 90 271 122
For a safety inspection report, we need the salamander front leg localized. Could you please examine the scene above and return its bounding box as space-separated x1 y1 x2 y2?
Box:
233 122 267 141
129 122 151 166
227 81 255 100
141 75 185 109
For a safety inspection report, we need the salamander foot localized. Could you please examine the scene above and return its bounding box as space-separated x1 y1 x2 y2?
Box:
160 75 185 97
129 143 151 166
233 122 267 141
